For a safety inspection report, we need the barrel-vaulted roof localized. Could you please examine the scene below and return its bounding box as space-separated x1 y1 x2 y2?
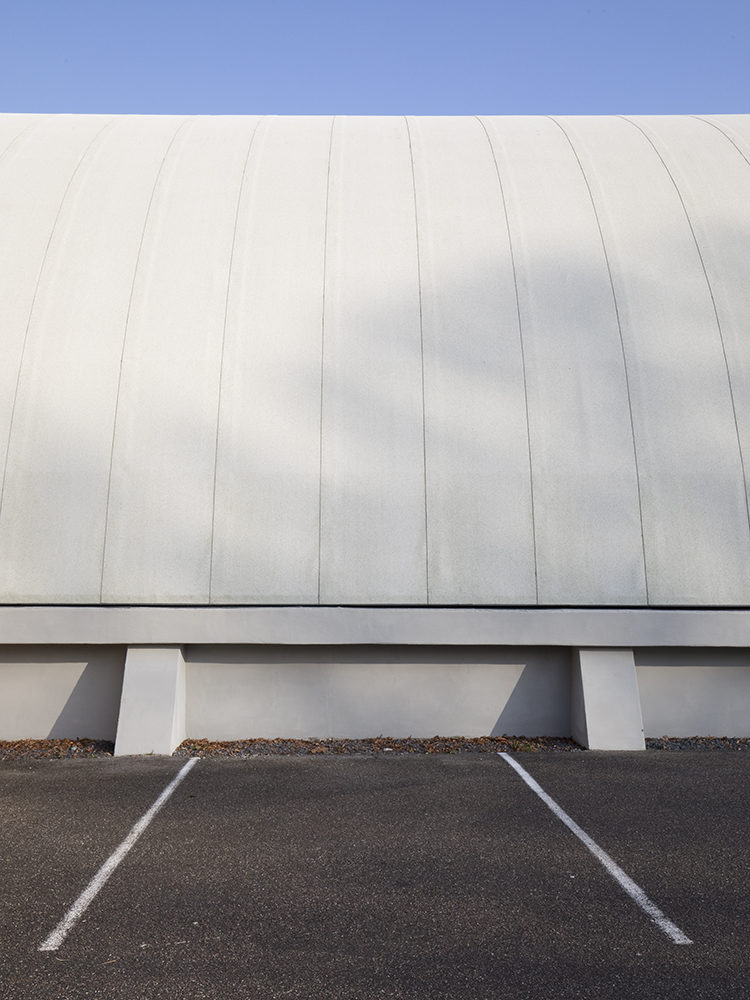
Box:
1 114 749 606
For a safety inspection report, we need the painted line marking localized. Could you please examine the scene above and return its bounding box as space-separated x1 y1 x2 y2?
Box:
498 753 692 945
39 758 199 952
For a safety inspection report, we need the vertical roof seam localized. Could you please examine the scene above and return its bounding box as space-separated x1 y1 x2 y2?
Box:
621 115 750 551
98 117 192 602
0 115 52 166
474 116 539 604
0 117 116 529
691 115 750 169
548 115 650 606
208 115 266 604
404 116 431 605
317 116 336 605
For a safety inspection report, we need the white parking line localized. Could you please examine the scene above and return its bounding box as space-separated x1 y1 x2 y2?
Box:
498 753 692 945
39 758 199 952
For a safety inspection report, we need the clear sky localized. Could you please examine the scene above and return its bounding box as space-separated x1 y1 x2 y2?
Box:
1 0 747 115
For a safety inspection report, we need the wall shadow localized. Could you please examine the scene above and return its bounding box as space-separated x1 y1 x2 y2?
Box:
490 659 572 738
48 648 125 740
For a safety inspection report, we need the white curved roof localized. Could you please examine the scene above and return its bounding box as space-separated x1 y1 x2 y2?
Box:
1 113 749 607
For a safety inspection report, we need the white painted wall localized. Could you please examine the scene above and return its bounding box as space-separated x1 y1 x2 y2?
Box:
636 648 750 737
1 115 749 607
319 117 426 603
0 117 111 601
210 116 331 603
481 117 646 605
0 117 182 602
2 636 749 746
0 645 124 739
560 115 750 605
631 116 750 533
101 118 259 603
409 117 535 604
184 645 571 740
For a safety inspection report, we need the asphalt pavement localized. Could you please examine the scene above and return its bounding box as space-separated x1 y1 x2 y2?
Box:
1 752 748 999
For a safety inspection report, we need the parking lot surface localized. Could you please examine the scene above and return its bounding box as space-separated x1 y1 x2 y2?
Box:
1 752 748 999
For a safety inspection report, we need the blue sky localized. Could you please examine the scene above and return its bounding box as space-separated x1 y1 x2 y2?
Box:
1 0 747 114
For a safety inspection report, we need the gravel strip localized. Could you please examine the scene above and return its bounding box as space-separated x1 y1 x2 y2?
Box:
0 739 114 760
2 735 749 760
174 736 582 757
645 736 750 751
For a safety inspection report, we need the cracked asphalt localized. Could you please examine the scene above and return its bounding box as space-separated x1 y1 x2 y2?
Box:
1 752 748 999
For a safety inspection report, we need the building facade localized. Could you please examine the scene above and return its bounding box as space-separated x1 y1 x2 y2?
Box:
1 114 749 750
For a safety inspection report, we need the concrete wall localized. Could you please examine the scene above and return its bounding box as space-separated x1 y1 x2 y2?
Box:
0 645 124 740
2 633 749 749
636 648 750 737
184 645 570 740
2 114 750 606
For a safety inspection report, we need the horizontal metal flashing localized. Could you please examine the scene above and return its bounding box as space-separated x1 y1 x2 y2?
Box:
1 606 750 647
